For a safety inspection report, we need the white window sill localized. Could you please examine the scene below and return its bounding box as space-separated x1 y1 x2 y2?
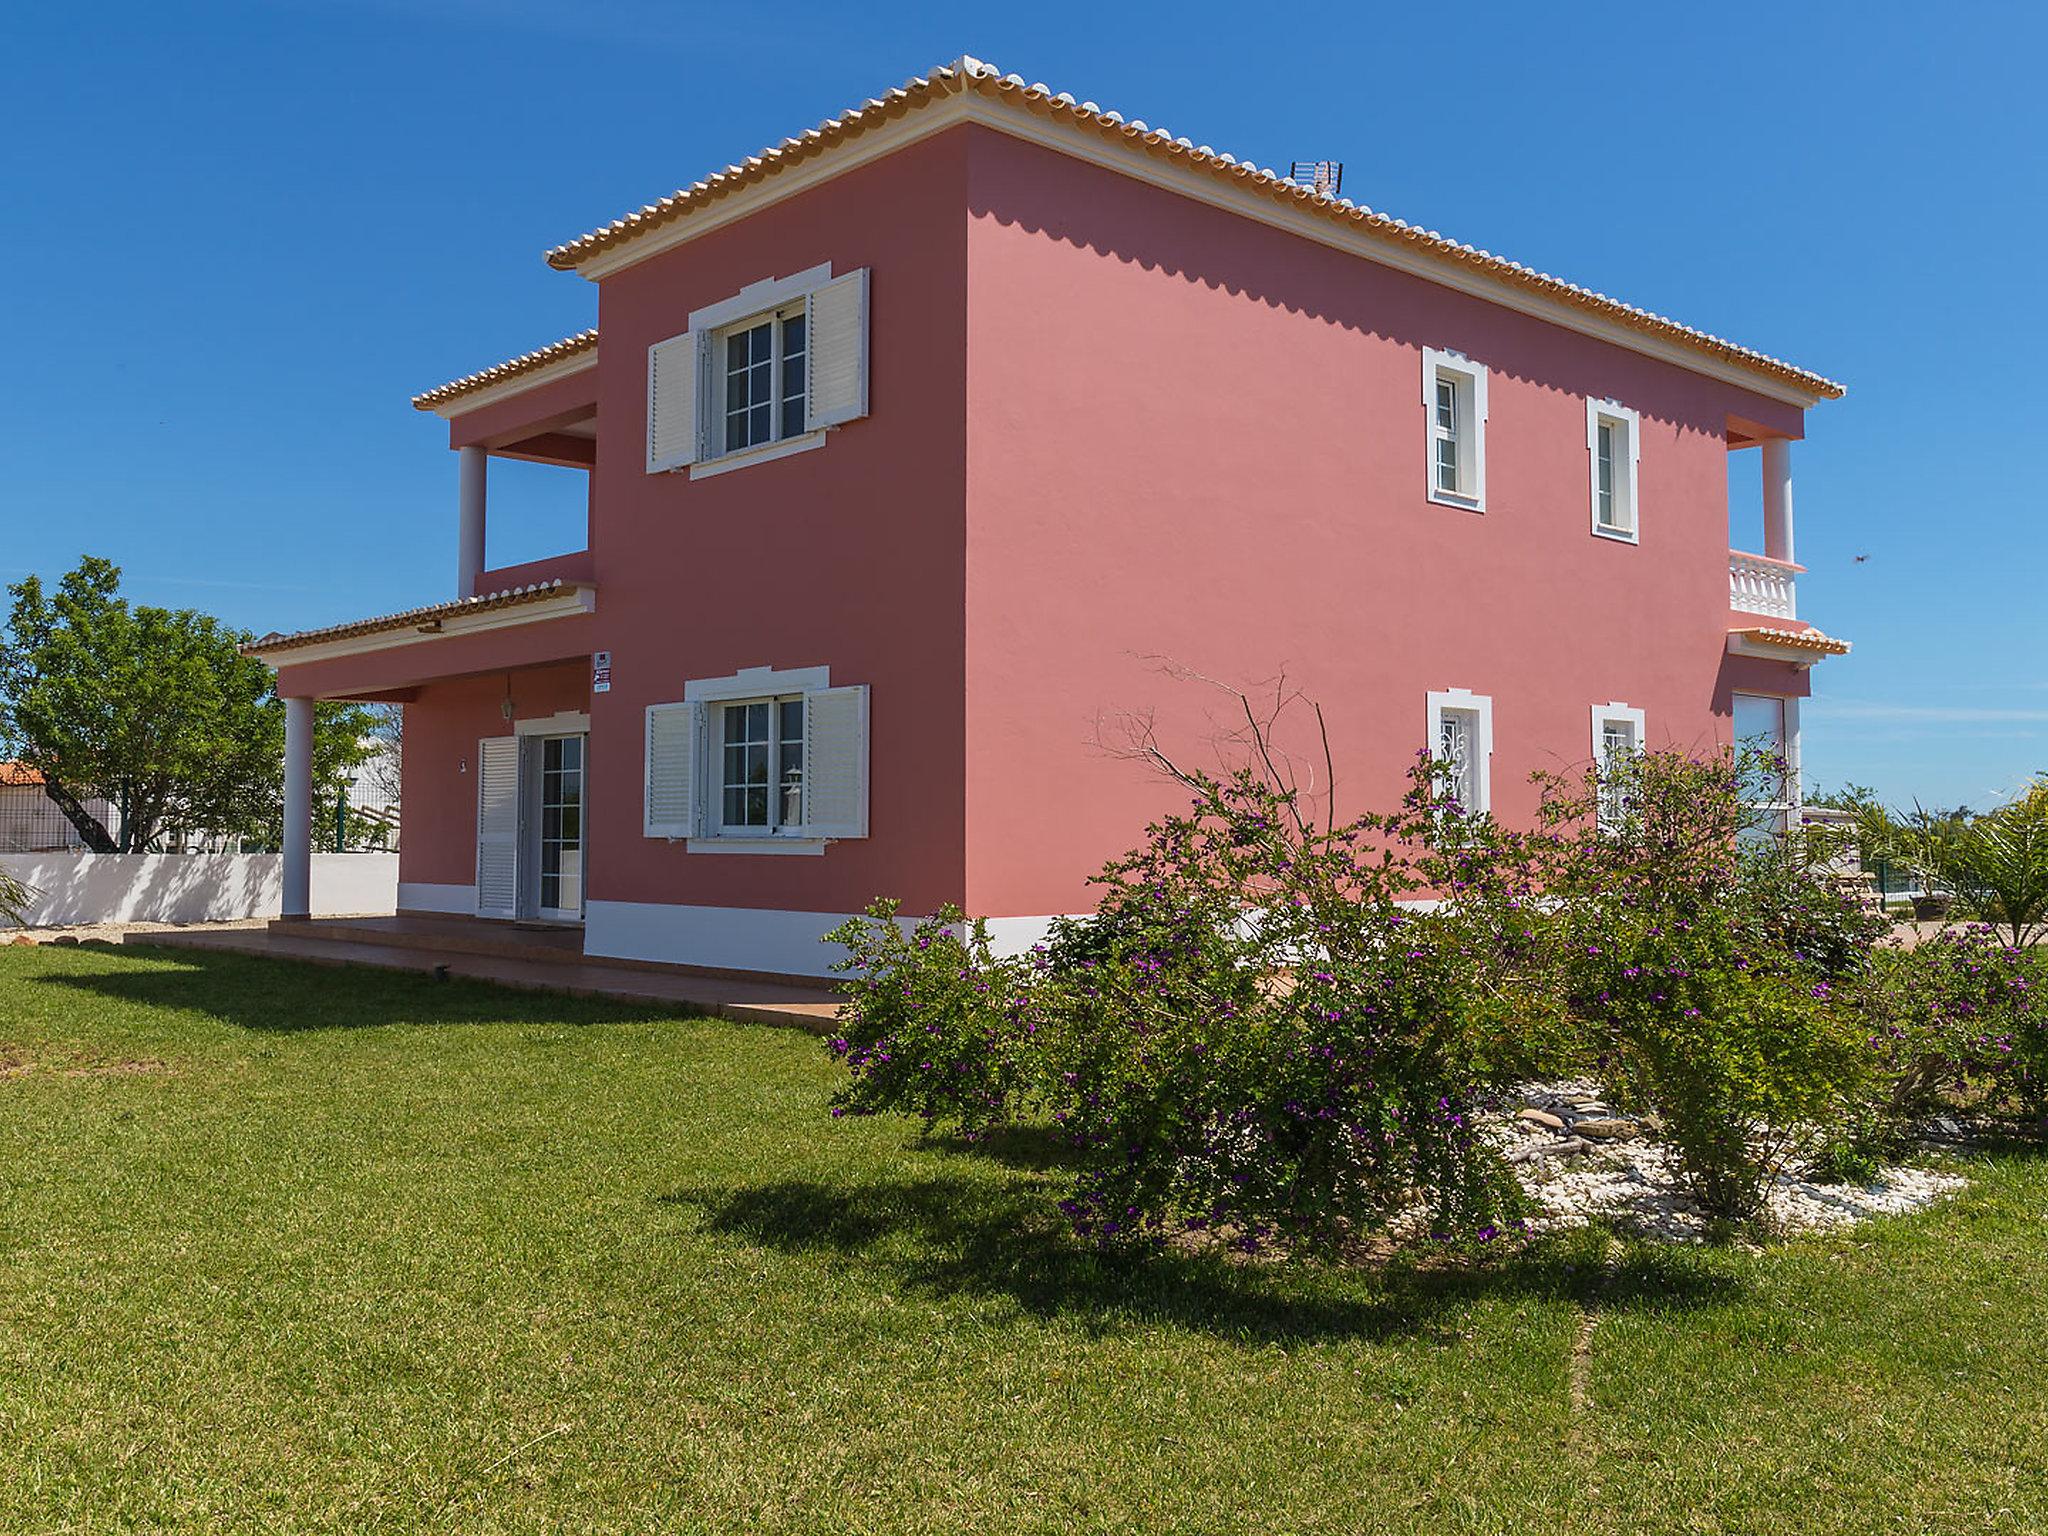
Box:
685 836 827 856
688 429 827 481
1428 488 1484 513
1592 523 1639 545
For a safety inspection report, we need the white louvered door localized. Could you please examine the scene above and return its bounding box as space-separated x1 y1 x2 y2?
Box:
475 736 520 918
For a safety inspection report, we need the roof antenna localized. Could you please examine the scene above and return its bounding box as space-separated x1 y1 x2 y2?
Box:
1287 160 1343 197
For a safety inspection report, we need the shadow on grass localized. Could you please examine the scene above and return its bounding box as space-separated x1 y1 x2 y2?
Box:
25 944 671 1033
663 1172 1740 1345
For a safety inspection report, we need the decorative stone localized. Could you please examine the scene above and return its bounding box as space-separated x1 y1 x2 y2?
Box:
1516 1108 1565 1130
1534 1137 1590 1157
1574 1118 1640 1141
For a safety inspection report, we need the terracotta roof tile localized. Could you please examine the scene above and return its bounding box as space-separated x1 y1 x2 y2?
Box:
245 581 587 657
411 329 598 412
1730 625 1852 656
542 57 1840 401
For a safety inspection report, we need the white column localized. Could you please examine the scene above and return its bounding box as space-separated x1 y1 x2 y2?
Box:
1761 437 1795 566
282 695 314 920
457 445 488 599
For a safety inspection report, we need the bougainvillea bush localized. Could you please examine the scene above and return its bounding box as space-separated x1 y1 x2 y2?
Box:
1859 924 2048 1121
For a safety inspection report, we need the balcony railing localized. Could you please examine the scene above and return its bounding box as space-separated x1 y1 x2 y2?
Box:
1729 550 1798 620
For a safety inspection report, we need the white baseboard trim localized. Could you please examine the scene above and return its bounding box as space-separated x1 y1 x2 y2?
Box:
582 900 1072 978
397 881 476 915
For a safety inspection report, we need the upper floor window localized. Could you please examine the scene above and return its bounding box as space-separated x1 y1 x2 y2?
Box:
721 306 807 454
1421 349 1488 512
647 265 869 479
1586 399 1641 541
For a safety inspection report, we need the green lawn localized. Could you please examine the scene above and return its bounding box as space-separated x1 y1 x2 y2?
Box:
1 944 2043 1534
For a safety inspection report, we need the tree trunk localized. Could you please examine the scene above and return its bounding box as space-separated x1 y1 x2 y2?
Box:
38 776 117 853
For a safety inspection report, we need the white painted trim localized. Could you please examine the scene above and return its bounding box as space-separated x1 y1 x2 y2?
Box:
683 837 826 856
575 91 1827 408
397 880 477 915
583 899 1070 977
427 350 598 421
687 263 834 331
1586 398 1642 543
683 663 831 704
252 586 596 669
687 428 827 480
1590 701 1646 765
1426 687 1495 816
514 709 591 737
1421 347 1488 512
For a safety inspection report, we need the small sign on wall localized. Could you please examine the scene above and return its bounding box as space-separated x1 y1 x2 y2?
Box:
592 650 612 694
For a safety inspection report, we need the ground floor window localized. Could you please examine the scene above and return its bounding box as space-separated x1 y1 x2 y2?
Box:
1733 692 1798 837
720 696 805 833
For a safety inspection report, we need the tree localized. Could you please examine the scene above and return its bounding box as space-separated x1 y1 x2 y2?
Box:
0 557 373 851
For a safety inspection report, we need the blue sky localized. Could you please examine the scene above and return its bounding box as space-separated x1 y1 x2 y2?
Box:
3 1 2041 809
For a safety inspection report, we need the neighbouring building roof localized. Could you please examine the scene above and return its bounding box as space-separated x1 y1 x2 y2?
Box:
0 762 45 788
539 56 1841 402
245 581 591 659
411 329 598 412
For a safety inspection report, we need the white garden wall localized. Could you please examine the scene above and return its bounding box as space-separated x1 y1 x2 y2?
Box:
0 853 397 927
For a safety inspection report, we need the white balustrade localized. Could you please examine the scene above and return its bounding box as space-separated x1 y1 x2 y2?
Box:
1729 551 1797 619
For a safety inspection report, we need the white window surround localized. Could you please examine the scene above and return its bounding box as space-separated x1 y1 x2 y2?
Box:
513 710 592 737
1426 687 1495 817
644 664 868 854
1586 398 1642 543
1422 347 1489 512
1589 701 1646 767
646 263 870 480
1732 692 1802 828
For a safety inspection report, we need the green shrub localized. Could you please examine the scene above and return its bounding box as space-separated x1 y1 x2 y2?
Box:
1860 924 2048 1121
825 900 1043 1139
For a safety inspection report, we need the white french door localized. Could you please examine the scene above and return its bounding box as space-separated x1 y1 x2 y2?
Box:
533 733 586 923
474 731 587 923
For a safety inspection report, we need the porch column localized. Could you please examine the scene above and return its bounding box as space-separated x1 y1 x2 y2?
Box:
457 445 488 599
1761 437 1795 566
282 695 314 921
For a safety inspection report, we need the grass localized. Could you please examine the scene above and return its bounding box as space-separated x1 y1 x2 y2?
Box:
1 944 2044 1534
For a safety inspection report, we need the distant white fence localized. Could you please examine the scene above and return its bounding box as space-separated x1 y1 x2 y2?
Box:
0 853 398 928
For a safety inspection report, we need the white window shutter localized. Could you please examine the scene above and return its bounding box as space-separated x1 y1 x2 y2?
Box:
647 330 707 473
806 269 869 429
802 685 869 839
475 736 520 918
644 701 703 838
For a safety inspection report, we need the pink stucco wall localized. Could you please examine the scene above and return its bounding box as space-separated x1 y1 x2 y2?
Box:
958 125 1810 918
276 119 1821 940
575 130 971 917
398 661 591 887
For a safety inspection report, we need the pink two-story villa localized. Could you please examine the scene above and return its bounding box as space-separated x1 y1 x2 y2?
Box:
250 57 1848 977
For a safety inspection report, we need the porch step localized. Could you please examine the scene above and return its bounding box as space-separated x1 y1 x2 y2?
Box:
268 915 583 967
139 922 842 1033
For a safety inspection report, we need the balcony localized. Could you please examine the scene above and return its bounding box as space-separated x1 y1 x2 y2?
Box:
1729 550 1798 620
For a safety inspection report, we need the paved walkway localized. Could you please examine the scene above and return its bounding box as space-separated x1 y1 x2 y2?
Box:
121 925 843 1033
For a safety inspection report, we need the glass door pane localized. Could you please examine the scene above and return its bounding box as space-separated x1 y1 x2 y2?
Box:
538 735 584 917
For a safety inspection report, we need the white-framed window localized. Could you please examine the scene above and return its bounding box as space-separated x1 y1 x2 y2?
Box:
1422 347 1488 510
1732 692 1799 838
1586 398 1641 541
646 264 870 479
644 664 869 851
1426 687 1494 817
1590 701 1646 828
